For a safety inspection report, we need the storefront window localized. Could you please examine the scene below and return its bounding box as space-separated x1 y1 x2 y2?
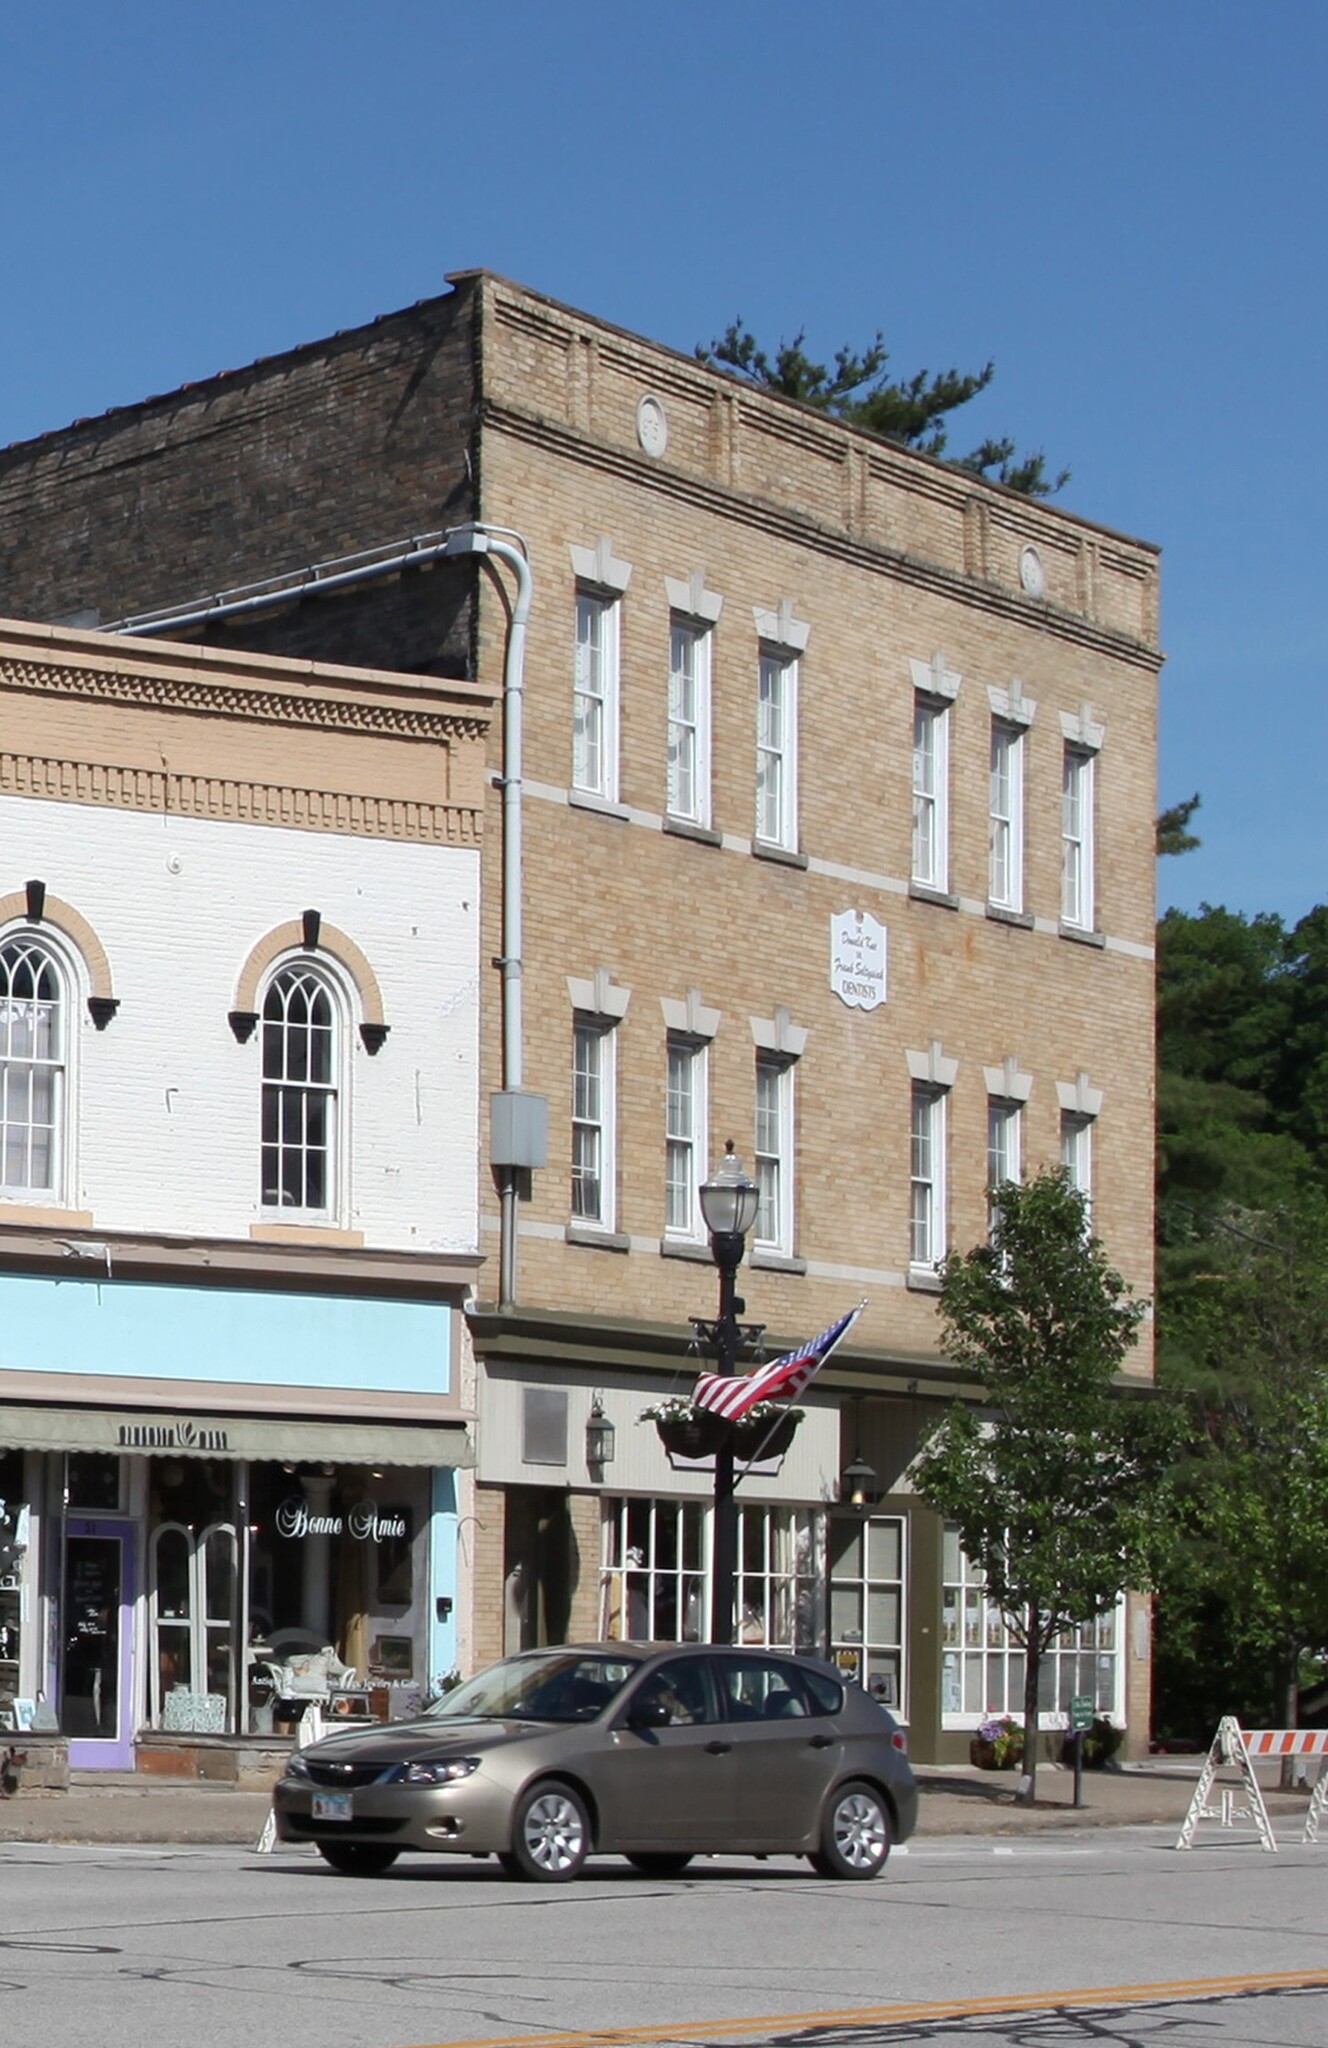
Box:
828 1515 906 1708
940 1522 1120 1725
0 1449 28 1726
599 1498 825 1651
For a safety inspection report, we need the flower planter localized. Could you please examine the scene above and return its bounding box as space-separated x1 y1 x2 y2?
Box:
733 1411 800 1461
654 1413 731 1460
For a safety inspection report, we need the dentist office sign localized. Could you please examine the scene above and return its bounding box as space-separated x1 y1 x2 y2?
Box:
830 909 886 1012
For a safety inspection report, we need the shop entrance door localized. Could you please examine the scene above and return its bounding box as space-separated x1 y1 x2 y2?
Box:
149 1521 238 1731
63 1520 135 1769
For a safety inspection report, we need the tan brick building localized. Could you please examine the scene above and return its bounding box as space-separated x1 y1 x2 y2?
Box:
0 272 1160 1760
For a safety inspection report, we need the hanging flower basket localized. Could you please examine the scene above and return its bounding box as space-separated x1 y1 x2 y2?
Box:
733 1410 801 1461
652 1411 731 1460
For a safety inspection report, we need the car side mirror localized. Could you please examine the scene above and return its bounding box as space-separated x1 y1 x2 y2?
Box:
627 1698 671 1730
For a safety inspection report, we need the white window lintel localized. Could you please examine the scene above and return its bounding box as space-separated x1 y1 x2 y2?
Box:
1060 703 1105 752
906 1040 959 1090
982 1056 1033 1104
910 650 961 703
750 1006 808 1060
566 969 631 1022
986 678 1037 727
660 989 721 1041
1057 1071 1104 1119
569 537 633 594
665 570 723 625
753 598 810 653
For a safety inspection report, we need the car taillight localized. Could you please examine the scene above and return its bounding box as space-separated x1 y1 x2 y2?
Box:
891 1730 908 1753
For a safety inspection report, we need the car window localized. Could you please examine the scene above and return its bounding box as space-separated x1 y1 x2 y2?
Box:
428 1651 638 1722
802 1667 843 1716
629 1657 716 1726
716 1654 811 1722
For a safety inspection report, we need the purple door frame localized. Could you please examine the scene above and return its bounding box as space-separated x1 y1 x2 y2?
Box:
62 1519 136 1770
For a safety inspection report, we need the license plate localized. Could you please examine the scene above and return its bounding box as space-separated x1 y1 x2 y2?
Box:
312 1792 352 1822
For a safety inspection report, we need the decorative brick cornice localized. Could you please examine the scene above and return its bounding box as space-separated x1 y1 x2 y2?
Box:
0 652 488 743
0 750 481 846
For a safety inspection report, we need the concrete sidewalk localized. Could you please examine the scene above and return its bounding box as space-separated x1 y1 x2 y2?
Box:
1 1757 1299 1849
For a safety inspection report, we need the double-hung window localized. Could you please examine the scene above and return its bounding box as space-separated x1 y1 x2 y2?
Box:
573 590 620 800
754 1053 794 1254
664 1036 706 1240
756 649 797 850
912 698 950 890
0 937 63 1197
1061 745 1095 928
571 1017 615 1228
986 1099 1022 1240
261 963 339 1215
667 620 711 827
909 1083 946 1269
1061 1111 1093 1215
988 721 1024 911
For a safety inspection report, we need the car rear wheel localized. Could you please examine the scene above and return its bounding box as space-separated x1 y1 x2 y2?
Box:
810 1780 891 1879
499 1780 592 1882
625 1852 694 1877
317 1842 400 1876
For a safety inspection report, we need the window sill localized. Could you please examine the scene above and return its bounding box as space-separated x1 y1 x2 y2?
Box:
750 1250 808 1276
565 1223 631 1253
250 1223 366 1247
568 790 630 823
909 882 959 911
1059 922 1106 949
662 816 722 848
0 1203 94 1228
906 1265 943 1294
659 1238 714 1263
752 840 809 871
986 903 1034 930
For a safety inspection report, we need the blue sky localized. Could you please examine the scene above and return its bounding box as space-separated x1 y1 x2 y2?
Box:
1 2 1321 925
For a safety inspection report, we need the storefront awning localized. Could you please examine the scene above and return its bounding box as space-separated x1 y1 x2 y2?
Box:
0 1402 473 1468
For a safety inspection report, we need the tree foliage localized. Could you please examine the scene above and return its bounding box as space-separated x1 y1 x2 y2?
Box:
696 321 1069 498
912 1170 1178 1800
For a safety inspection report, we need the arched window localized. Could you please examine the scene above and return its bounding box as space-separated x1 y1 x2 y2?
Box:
0 937 63 1195
260 963 340 1215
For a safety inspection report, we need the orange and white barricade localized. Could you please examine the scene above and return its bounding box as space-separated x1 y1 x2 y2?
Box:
1176 1716 1328 1852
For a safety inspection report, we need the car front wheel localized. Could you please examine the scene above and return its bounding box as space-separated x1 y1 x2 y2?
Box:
500 1781 592 1882
317 1842 400 1876
810 1780 891 1879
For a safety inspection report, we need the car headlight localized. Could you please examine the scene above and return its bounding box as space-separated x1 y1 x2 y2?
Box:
283 1753 312 1781
401 1757 482 1785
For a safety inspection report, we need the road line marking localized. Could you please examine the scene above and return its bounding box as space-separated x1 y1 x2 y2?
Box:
402 1967 1328 2048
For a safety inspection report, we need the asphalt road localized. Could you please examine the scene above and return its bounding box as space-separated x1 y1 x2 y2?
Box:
4 1826 1327 2048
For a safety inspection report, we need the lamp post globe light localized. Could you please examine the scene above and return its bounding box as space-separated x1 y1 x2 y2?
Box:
695 1142 763 1645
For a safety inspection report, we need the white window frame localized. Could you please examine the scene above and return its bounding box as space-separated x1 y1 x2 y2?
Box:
571 1015 616 1230
988 720 1024 911
755 647 798 851
1061 744 1096 929
732 1504 825 1654
260 958 345 1221
599 1496 707 1643
909 1082 947 1271
664 1035 707 1242
912 697 950 891
0 931 69 1202
667 618 712 827
940 1525 1123 1730
754 1052 794 1255
828 1514 908 1715
986 1098 1022 1239
1061 1110 1093 1216
573 588 620 801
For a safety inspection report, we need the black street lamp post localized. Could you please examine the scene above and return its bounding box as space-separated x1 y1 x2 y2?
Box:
694 1143 763 1645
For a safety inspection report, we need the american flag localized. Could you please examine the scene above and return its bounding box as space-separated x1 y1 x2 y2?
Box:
692 1302 866 1421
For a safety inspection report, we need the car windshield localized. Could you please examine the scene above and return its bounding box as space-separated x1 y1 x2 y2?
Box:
426 1651 641 1723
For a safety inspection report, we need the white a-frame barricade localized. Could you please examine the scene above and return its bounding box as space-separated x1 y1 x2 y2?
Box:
255 1702 325 1855
1176 1716 1328 1851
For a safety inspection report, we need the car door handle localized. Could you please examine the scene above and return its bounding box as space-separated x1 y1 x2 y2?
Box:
705 1739 732 1754
809 1734 834 1749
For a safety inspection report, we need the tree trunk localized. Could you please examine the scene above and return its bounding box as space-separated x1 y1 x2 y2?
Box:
1018 1604 1040 1804
1280 1645 1301 1790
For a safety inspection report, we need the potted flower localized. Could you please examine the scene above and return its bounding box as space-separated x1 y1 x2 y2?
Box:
639 1397 803 1462
971 1715 1024 1770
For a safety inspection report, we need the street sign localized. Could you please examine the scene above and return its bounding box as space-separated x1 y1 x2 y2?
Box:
1070 1694 1094 1732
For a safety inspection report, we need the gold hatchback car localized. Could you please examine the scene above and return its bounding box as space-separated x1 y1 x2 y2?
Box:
274 1642 918 1882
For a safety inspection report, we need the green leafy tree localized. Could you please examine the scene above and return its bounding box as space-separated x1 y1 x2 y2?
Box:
1156 792 1202 859
1162 1201 1328 1736
913 1170 1178 1801
696 321 1068 497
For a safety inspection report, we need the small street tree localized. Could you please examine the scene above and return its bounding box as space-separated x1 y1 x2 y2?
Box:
913 1169 1179 1802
